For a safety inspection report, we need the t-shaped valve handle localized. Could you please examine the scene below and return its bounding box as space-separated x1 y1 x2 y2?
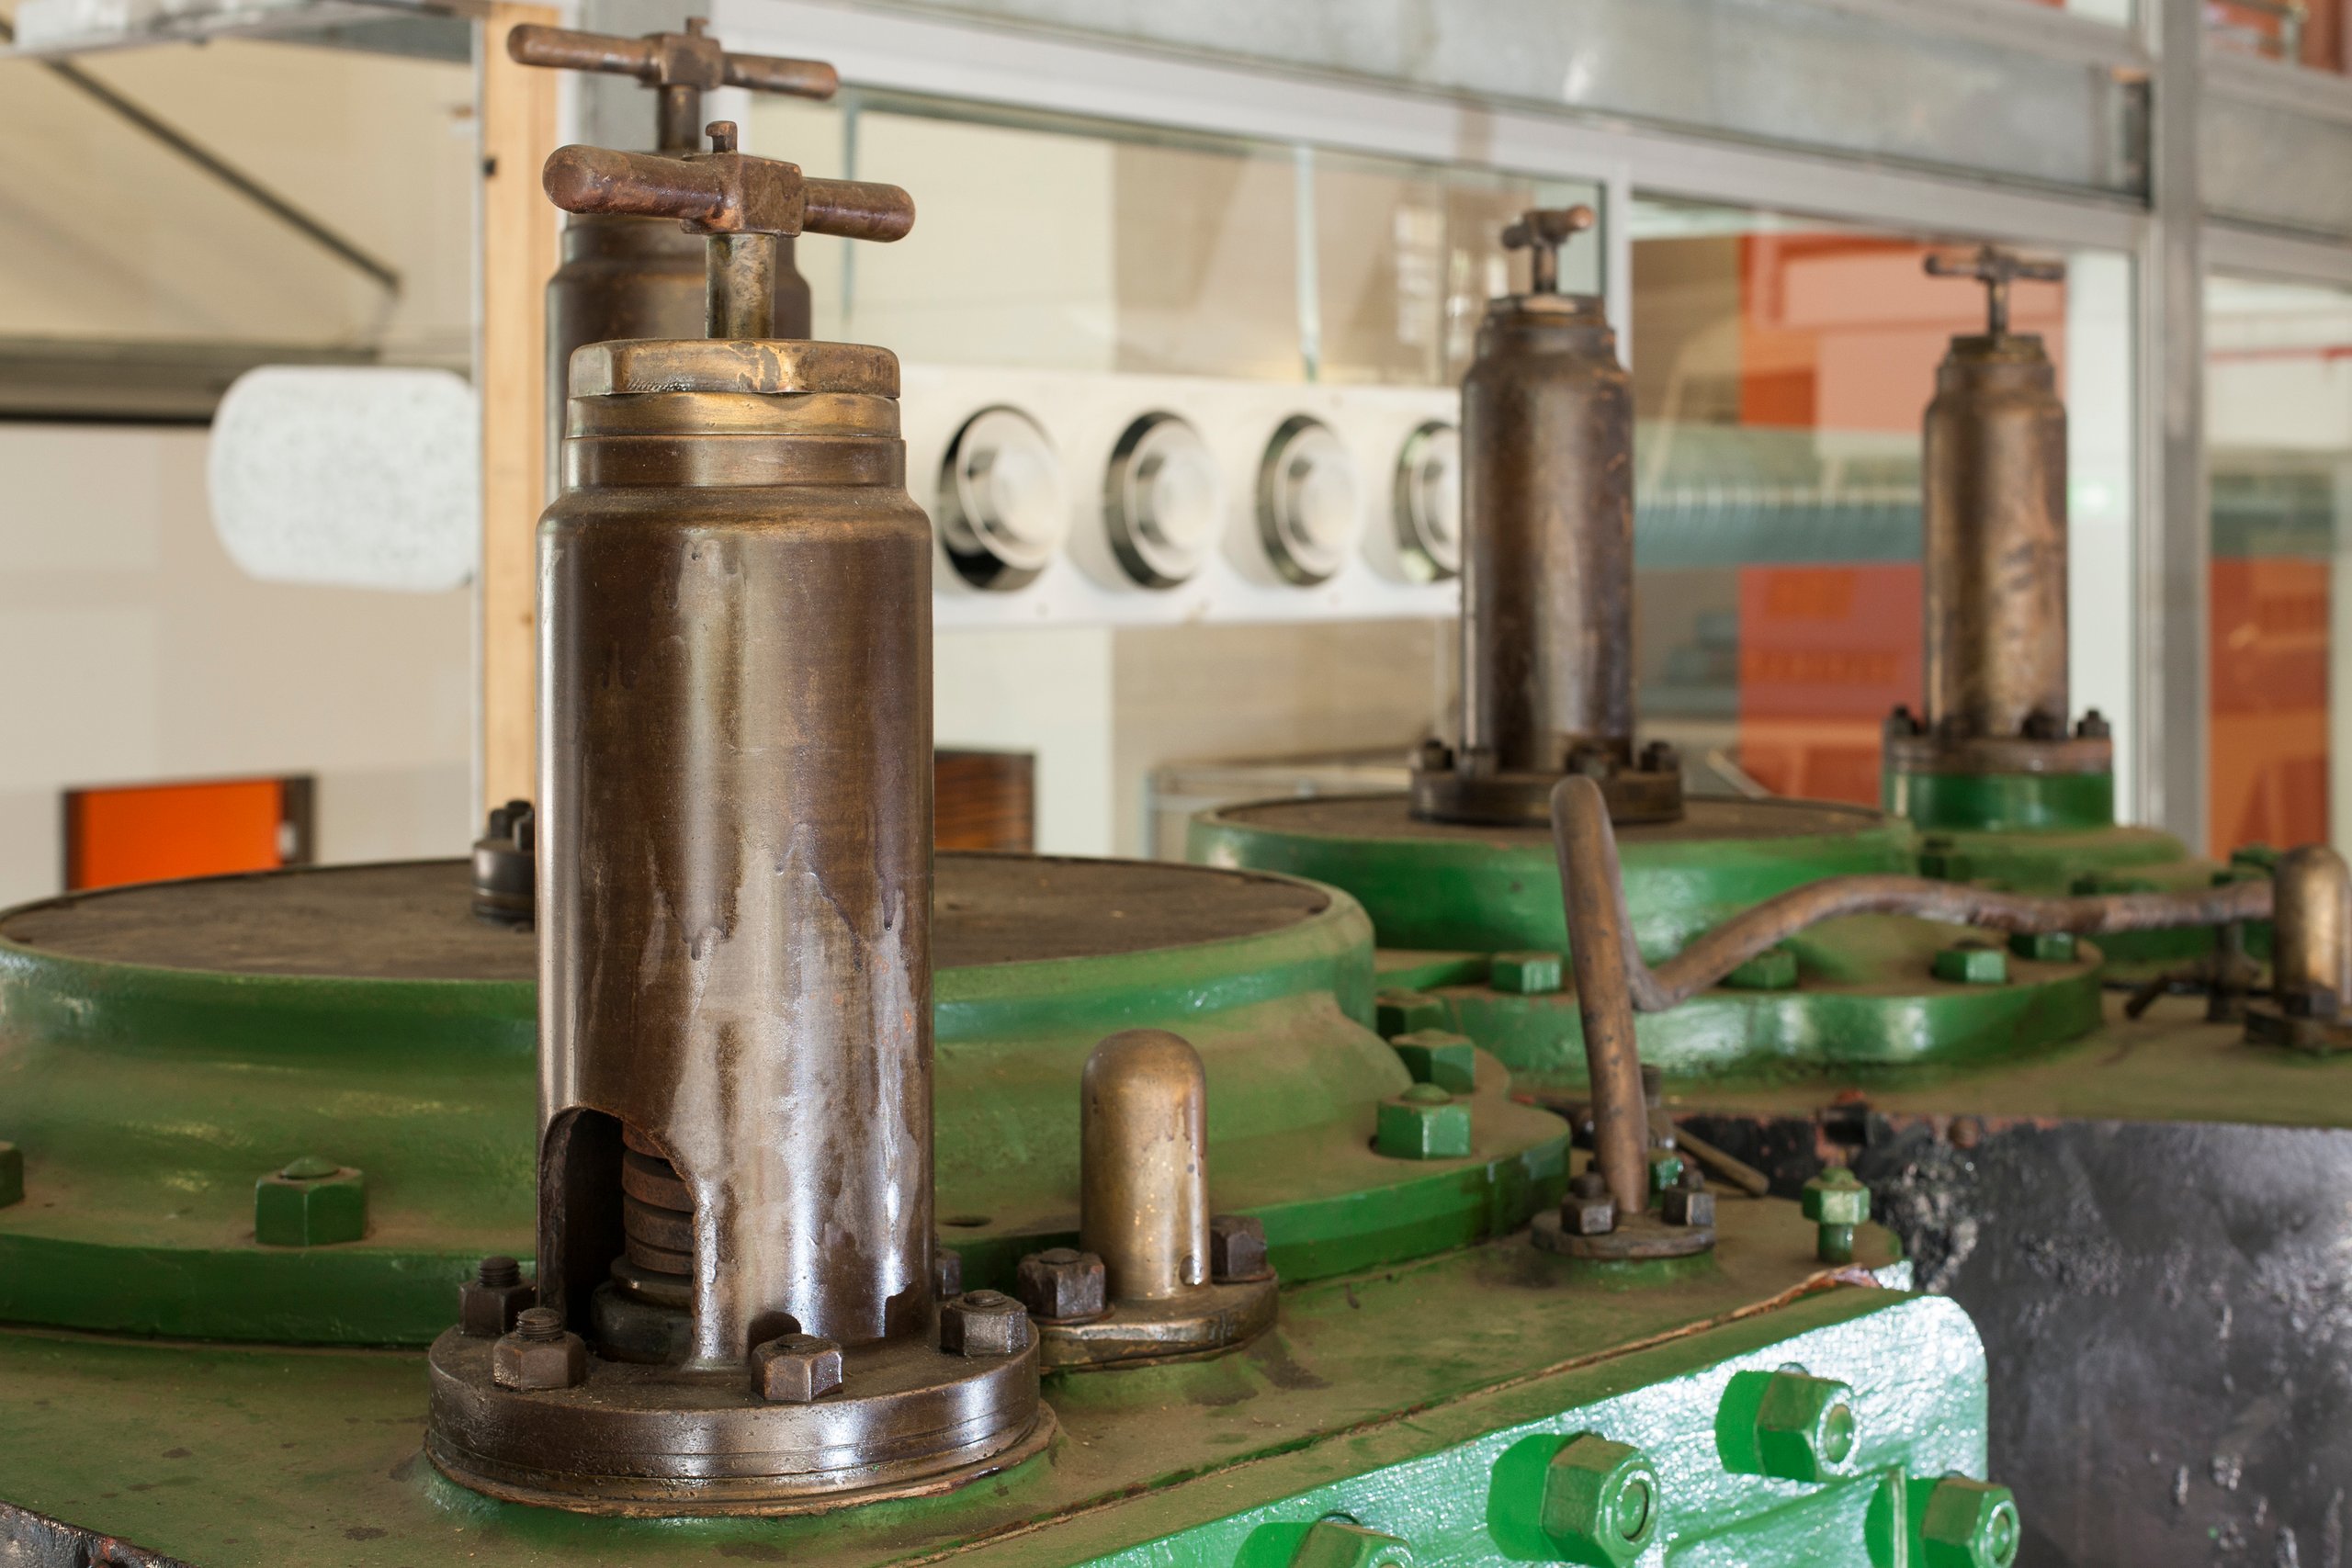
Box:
544 122 914 338
508 17 838 153
1501 205 1596 295
1925 244 2066 338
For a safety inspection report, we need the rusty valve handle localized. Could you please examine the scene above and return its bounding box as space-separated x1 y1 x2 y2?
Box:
1926 243 2066 338
1501 204 1595 295
1548 773 2275 1216
506 22 838 97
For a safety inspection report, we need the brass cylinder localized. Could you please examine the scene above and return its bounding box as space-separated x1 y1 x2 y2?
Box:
1459 292 1634 773
1922 333 2068 739
537 338 929 1366
1080 1030 1210 1303
2274 845 2352 1011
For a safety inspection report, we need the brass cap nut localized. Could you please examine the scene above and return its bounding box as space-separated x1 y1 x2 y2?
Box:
1375 1085 1472 1160
1208 1213 1272 1282
1802 1167 1871 1227
1285 1517 1413 1567
1917 1475 2021 1568
1540 1433 1662 1567
749 1332 843 1403
254 1156 366 1247
1719 1369 1858 1482
1489 951 1565 995
458 1255 536 1337
1013 1247 1107 1322
491 1308 587 1392
940 1290 1033 1358
1374 988 1445 1040
1392 1029 1477 1094
1933 942 2008 986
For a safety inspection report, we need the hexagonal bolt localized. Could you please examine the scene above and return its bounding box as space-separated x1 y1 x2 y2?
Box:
1661 1185 1713 1228
492 1306 587 1391
1374 988 1446 1040
1720 1369 1859 1483
1392 1028 1477 1093
1013 1247 1108 1321
1540 1433 1662 1567
1932 942 2008 987
1489 951 1566 996
1919 843 1973 883
1286 1517 1413 1568
1638 739 1680 775
1723 946 1799 991
1645 1147 1686 1201
1917 1475 2021 1568
940 1290 1033 1358
749 1332 844 1403
459 1254 537 1337
1375 1084 1472 1160
1802 1166 1871 1265
1415 738 1454 773
2007 931 2077 963
933 1245 964 1302
254 1156 366 1247
0 1141 21 1209
1208 1213 1272 1282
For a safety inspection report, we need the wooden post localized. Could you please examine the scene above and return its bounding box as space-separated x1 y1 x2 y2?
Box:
479 3 560 813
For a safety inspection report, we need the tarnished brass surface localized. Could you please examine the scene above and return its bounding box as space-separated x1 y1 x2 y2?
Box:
1080 1031 1210 1302
1549 777 1658 1216
570 339 901 399
1416 208 1679 827
2271 844 2351 1006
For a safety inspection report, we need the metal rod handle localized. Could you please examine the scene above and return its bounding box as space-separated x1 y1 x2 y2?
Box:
723 51 841 98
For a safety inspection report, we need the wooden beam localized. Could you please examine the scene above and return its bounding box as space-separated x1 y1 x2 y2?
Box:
479 2 560 813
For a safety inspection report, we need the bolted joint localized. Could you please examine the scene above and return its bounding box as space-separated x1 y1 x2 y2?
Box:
2007 931 2076 963
1391 1029 1477 1093
1562 1168 1616 1235
1884 704 1924 739
1932 942 2008 987
1013 1247 1108 1322
1720 1369 1860 1483
1489 951 1566 996
1637 739 1680 775
1916 1475 2021 1568
1208 1213 1272 1283
492 1307 587 1391
2283 984 2344 1022
1374 1084 1473 1160
1286 1518 1413 1568
1374 987 1446 1041
1539 1433 1662 1567
940 1290 1033 1358
254 1156 366 1247
458 1254 536 1337
1661 1185 1713 1229
1645 1148 1686 1201
1803 1166 1871 1266
2074 708 2111 741
1415 738 1454 773
749 1332 843 1404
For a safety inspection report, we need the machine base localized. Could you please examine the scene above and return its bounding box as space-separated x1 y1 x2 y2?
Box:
1034 1274 1280 1370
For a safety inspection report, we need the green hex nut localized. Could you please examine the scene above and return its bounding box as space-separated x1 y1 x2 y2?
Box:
1536 1433 1662 1567
1720 1370 1859 1482
1645 1148 1686 1199
1489 951 1566 996
2007 930 2076 963
0 1142 21 1209
1374 1084 1472 1160
1801 1166 1870 1265
1286 1518 1412 1568
1392 1029 1477 1094
1916 1476 2021 1568
1918 838 1973 882
254 1156 367 1247
1374 988 1445 1041
1932 942 2008 986
1722 946 1799 990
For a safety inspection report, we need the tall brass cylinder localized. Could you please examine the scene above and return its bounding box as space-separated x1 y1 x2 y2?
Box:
1922 333 2068 740
2274 845 2352 1010
1459 291 1634 773
1080 1030 1210 1303
537 338 930 1364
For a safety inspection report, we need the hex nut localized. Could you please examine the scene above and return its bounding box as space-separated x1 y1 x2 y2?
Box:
1490 951 1566 996
1803 1167 1870 1226
2007 930 2077 963
1661 1187 1713 1228
750 1332 844 1403
1723 947 1799 991
1374 988 1446 1041
1724 1370 1859 1482
0 1142 20 1209
1933 942 2008 986
1013 1247 1108 1321
941 1290 1033 1358
254 1157 366 1247
1917 1475 2021 1568
1645 1148 1686 1198
1562 1190 1617 1236
1375 1084 1473 1159
459 1254 536 1337
1209 1213 1272 1282
1286 1517 1413 1568
492 1308 587 1391
1539 1433 1661 1567
1639 739 1680 775
1392 1029 1477 1093
1919 845 1973 882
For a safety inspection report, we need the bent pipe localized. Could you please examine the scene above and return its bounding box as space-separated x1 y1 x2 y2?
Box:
1547 774 2274 1214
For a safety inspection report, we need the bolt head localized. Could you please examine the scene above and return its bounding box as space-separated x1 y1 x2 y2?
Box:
1286 1518 1413 1568
1013 1247 1108 1321
1884 705 1922 739
492 1322 587 1391
2007 931 2076 963
1374 988 1446 1041
2075 709 2111 740
1562 1191 1617 1235
1392 1029 1477 1093
1638 739 1680 774
458 1258 536 1337
1538 1433 1661 1567
254 1162 366 1247
750 1332 844 1403
940 1290 1033 1358
1752 1371 1859 1482
1415 738 1454 773
1932 943 2008 986
1490 951 1566 996
1802 1167 1871 1227
1917 1476 2021 1568
1645 1148 1685 1197
1661 1186 1713 1228
0 1142 20 1209
1209 1213 1272 1282
1375 1089 1473 1160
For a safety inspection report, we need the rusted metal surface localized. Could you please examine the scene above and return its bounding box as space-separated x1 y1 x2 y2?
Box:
1549 776 1653 1216
1413 208 1681 829
506 18 838 138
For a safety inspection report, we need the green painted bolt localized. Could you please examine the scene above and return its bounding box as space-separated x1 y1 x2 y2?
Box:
1801 1166 1870 1265
2007 930 2076 963
1722 946 1799 990
0 1142 20 1209
1489 951 1566 996
1932 942 2008 986
1391 1029 1477 1094
1645 1147 1686 1200
1374 988 1445 1041
1919 837 1973 882
1374 1084 1472 1160
254 1157 366 1247
1742 1370 1859 1482
1537 1433 1662 1567
1286 1518 1413 1568
1916 1475 2021 1568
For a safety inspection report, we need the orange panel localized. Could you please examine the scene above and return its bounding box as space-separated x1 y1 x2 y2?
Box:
2209 557 2329 856
67 779 288 891
1736 563 1924 805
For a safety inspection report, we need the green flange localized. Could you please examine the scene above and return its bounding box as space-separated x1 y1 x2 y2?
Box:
1882 768 2115 835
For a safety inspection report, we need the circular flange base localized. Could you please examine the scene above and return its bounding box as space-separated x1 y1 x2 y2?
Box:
2245 1003 2352 1056
1530 1207 1715 1261
1410 764 1682 829
1035 1274 1279 1370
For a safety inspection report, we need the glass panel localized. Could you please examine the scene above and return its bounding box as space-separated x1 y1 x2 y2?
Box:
2205 276 2350 857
